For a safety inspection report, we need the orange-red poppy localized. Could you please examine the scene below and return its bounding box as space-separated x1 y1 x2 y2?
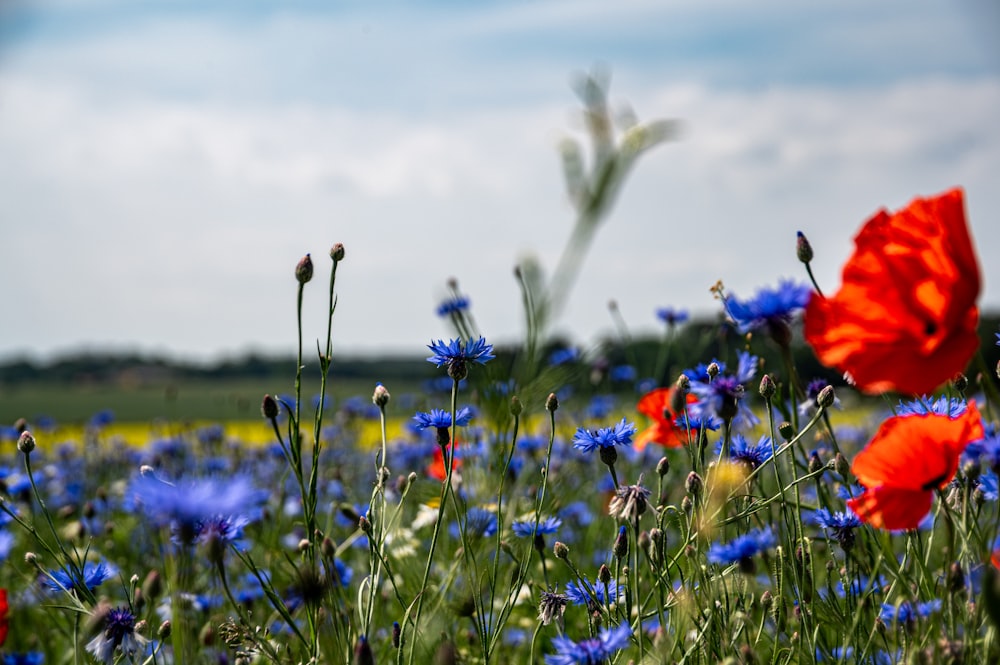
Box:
847 402 983 530
427 443 462 481
804 188 981 396
635 387 699 450
0 588 8 646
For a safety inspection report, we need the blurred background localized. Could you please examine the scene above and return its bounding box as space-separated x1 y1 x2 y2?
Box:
1 0 999 367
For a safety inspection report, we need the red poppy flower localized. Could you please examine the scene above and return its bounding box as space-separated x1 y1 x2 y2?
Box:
0 587 8 646
847 402 983 530
635 387 698 450
426 443 462 481
804 188 981 395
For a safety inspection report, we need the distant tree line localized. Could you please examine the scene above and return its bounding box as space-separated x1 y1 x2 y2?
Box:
2 313 998 393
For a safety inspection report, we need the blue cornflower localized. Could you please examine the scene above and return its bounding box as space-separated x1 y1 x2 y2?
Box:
689 351 759 427
572 418 636 453
683 359 726 382
451 506 497 539
43 560 117 594
828 575 885 599
436 295 470 317
724 279 812 336
0 531 14 561
673 412 721 432
879 599 942 626
586 395 616 420
544 622 632 665
548 347 579 366
412 407 474 430
610 365 636 383
717 433 773 470
975 469 999 501
512 516 562 538
86 606 147 664
816 647 895 665
964 433 1000 469
656 307 689 326
3 654 46 665
426 337 495 375
129 473 264 543
565 577 618 607
813 508 863 552
897 395 968 418
707 527 776 570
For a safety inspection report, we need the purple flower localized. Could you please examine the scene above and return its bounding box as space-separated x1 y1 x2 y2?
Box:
655 307 689 326
707 527 776 569
724 280 812 335
717 433 773 470
412 407 474 430
426 337 495 368
43 560 117 594
85 607 147 664
512 516 561 538
545 622 631 665
436 296 470 317
689 352 760 427
572 418 636 453
813 508 862 552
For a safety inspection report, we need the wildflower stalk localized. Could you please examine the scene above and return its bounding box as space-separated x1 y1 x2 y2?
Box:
487 400 522 638
406 379 462 665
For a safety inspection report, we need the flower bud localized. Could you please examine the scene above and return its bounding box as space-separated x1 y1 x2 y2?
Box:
510 396 523 417
656 456 670 478
759 374 776 399
330 243 346 261
817 385 836 408
707 363 720 380
158 620 172 640
392 621 402 648
796 231 814 264
295 253 314 284
321 536 337 560
834 452 850 478
685 471 703 499
17 430 36 454
372 383 390 407
545 393 559 412
352 635 374 665
553 541 569 559
952 373 968 394
612 526 628 560
778 421 795 441
14 418 27 434
808 451 823 475
261 394 279 419
598 563 612 585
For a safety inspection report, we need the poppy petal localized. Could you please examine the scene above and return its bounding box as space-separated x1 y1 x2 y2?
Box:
847 486 933 531
851 403 983 492
804 188 981 395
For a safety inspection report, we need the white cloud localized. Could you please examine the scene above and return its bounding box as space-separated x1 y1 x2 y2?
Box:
1 1 998 361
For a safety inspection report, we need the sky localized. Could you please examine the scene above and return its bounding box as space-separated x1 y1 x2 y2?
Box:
1 0 999 363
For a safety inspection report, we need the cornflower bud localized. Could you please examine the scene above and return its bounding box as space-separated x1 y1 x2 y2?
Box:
796 231 814 263
707 362 720 380
392 621 402 648
656 456 670 478
637 530 651 555
510 396 523 417
295 253 313 284
817 385 836 408
261 394 279 419
598 563 612 585
13 418 27 434
353 635 374 665
330 243 346 261
17 430 35 454
952 373 968 394
685 471 703 499
546 393 559 412
834 453 850 478
808 451 823 475
759 374 776 399
372 383 390 407
778 421 794 441
158 620 172 639
553 542 569 559
612 526 628 560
